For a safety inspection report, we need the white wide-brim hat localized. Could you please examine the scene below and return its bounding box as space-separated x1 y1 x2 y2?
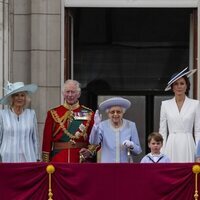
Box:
0 81 38 105
165 67 197 91
99 97 131 111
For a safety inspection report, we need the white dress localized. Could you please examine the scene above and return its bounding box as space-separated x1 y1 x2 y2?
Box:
0 108 40 162
159 96 200 162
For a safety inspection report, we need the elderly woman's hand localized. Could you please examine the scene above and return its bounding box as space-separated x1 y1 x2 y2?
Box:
79 148 92 161
94 110 102 126
123 140 134 149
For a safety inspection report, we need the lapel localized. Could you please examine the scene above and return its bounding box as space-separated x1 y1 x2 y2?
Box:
179 96 189 116
169 97 190 131
170 96 190 115
169 97 180 116
169 98 185 130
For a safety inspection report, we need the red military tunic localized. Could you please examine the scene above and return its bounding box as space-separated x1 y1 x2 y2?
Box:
42 101 94 163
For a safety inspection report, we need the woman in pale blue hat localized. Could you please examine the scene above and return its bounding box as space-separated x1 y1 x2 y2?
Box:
0 81 40 162
89 97 142 163
159 67 200 162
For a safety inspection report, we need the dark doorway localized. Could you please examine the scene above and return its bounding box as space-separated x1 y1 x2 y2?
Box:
72 8 192 91
65 8 196 160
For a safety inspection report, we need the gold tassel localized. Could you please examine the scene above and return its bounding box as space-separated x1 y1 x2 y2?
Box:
46 164 55 200
192 164 200 200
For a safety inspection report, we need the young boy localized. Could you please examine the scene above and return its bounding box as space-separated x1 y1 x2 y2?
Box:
140 132 170 163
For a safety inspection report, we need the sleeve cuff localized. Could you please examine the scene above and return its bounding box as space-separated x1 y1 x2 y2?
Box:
42 152 50 162
87 144 100 155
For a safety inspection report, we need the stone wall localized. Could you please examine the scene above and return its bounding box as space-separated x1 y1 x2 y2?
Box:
10 0 62 148
0 0 9 106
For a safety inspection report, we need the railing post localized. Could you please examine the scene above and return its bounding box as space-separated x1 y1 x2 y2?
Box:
46 164 55 200
192 164 200 200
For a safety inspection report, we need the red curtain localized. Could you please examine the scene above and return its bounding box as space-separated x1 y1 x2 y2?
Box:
0 163 198 200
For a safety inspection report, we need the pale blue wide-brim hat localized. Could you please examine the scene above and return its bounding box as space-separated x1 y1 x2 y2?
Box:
0 81 38 105
99 97 131 111
165 67 197 91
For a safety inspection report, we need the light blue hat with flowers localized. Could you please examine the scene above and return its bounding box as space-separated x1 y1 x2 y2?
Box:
0 81 38 105
99 97 131 111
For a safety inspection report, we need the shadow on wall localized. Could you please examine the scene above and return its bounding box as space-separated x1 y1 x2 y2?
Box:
80 79 111 111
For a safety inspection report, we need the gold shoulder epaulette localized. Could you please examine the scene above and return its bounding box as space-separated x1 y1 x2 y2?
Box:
81 105 93 112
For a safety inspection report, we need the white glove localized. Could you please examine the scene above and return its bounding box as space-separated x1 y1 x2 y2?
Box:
123 140 134 148
94 110 102 126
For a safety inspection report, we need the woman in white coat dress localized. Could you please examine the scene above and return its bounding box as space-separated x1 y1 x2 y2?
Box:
159 67 200 162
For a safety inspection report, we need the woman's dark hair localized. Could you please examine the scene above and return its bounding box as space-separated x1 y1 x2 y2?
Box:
171 75 190 95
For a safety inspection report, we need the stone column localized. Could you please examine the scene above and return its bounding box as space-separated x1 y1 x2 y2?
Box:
30 0 62 141
10 0 62 146
0 0 9 108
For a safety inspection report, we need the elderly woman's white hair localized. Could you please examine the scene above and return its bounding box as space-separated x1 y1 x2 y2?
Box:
105 107 126 114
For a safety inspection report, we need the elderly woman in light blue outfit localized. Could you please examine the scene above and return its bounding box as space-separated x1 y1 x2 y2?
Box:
89 97 142 163
0 82 40 162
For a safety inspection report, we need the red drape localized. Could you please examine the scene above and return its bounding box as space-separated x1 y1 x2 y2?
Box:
0 163 198 200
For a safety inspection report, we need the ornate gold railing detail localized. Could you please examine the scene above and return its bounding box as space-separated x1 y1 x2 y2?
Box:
46 164 55 200
192 165 200 200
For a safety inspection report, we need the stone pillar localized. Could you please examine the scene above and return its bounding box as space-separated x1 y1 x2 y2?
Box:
0 0 9 108
10 0 62 145
30 0 62 141
198 3 200 100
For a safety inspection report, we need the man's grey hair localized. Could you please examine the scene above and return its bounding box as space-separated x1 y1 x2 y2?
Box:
63 79 81 93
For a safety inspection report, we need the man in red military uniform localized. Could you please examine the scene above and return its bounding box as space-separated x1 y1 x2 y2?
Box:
42 79 97 163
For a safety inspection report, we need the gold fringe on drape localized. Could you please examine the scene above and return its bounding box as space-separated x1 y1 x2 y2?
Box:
46 164 55 200
192 165 200 200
